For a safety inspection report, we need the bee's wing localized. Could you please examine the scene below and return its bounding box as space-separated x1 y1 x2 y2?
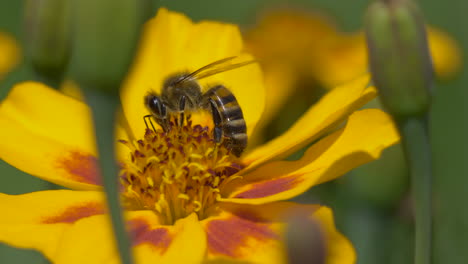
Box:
195 60 256 80
176 56 256 84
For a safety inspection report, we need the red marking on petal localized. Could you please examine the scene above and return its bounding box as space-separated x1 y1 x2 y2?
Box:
57 151 101 185
206 213 278 258
234 174 304 199
43 202 105 224
129 219 172 253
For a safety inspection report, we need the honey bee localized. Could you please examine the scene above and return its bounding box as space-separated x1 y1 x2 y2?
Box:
144 56 255 157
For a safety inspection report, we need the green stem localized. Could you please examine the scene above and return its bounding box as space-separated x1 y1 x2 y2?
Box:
85 89 134 264
398 116 432 264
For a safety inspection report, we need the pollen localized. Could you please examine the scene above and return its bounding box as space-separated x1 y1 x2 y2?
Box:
119 118 243 224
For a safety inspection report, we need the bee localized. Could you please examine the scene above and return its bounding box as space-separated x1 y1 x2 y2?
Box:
144 56 255 157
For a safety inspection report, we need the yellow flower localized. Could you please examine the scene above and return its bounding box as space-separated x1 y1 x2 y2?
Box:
245 8 462 88
0 32 20 80
0 8 399 264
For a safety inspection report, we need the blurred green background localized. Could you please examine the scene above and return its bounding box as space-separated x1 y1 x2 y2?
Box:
0 0 466 263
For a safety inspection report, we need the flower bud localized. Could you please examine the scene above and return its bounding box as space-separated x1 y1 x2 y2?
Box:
69 0 148 93
286 214 326 264
24 0 71 82
365 0 433 119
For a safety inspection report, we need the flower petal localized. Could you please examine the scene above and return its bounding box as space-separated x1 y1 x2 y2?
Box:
0 32 20 79
132 213 206 264
59 80 137 164
0 190 105 260
54 212 206 264
0 82 103 189
243 9 340 140
60 80 85 101
245 8 337 71
243 75 376 170
202 206 283 263
224 109 398 204
427 26 462 79
313 26 461 88
312 32 369 88
203 202 354 264
248 64 298 148
122 8 265 139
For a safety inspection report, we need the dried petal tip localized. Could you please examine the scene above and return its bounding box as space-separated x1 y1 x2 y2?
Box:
365 0 433 119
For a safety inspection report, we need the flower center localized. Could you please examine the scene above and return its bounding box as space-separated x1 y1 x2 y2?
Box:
119 118 243 224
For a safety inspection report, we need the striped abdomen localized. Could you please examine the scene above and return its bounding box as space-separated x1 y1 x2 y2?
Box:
204 85 247 157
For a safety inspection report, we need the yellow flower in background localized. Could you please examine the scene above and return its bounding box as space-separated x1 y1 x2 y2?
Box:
0 32 20 80
244 8 337 128
245 8 337 75
312 27 461 88
0 8 399 264
245 8 462 89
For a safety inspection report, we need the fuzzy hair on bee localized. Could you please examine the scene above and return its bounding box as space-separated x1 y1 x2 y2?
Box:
144 56 254 157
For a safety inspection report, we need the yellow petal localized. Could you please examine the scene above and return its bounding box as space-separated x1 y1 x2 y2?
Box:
0 82 101 189
245 8 337 71
60 79 85 101
244 9 339 138
122 8 265 140
54 214 120 264
54 211 206 264
59 80 136 162
202 205 284 263
203 202 354 264
0 32 20 79
132 213 206 264
312 32 369 88
311 206 356 264
224 109 399 204
248 64 298 149
314 26 462 88
427 26 462 79
0 190 105 260
243 75 376 171
1 81 135 189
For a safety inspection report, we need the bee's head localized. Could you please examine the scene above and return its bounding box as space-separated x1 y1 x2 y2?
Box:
144 92 166 118
144 92 172 132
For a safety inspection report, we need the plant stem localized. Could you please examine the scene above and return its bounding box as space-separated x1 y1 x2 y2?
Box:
85 89 133 264
398 116 432 264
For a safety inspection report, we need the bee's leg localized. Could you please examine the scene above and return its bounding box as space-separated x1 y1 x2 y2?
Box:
157 101 170 132
143 115 157 132
178 96 186 127
209 99 223 143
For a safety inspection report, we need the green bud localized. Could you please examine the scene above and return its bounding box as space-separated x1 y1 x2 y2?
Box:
365 0 433 119
70 0 147 94
24 0 71 83
286 215 326 264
